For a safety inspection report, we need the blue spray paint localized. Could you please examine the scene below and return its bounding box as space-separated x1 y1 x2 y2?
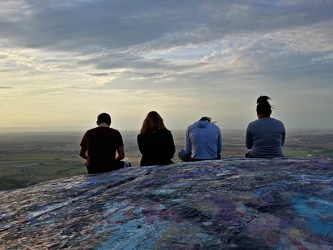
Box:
292 197 333 236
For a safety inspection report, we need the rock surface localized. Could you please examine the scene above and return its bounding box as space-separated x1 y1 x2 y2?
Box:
1 158 333 249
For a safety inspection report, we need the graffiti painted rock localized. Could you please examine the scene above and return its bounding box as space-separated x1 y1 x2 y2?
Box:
1 158 333 249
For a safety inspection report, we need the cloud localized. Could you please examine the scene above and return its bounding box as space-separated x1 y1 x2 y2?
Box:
312 53 333 65
0 0 332 129
0 1 331 50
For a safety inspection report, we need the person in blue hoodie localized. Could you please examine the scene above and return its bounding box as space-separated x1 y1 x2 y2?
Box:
178 117 222 161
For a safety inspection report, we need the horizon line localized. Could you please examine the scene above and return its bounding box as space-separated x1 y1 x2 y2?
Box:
1 126 333 132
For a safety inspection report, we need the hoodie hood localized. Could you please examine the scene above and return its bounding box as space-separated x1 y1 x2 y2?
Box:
197 120 210 128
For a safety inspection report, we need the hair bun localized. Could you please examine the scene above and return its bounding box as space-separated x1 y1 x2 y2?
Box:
257 95 270 104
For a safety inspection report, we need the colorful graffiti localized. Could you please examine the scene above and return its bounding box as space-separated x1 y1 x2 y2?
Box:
1 158 333 249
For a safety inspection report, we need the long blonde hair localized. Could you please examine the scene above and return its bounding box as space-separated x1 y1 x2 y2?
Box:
140 111 167 134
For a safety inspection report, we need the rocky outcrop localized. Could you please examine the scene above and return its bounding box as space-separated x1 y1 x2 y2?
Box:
1 158 333 249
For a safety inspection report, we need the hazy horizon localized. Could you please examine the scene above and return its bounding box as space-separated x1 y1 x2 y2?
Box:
1 124 332 191
0 1 332 130
1 126 333 134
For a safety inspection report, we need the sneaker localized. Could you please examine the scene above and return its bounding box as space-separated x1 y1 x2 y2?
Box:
123 157 132 167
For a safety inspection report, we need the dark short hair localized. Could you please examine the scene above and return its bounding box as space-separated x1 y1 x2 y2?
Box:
256 95 272 116
97 113 111 125
199 116 211 122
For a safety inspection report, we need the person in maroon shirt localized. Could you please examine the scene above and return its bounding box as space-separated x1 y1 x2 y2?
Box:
79 113 125 174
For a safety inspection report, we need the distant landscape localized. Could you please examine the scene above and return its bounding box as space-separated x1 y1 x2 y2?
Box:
0 129 332 191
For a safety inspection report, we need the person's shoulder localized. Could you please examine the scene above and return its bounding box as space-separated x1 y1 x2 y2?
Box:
247 119 260 128
153 128 171 136
97 127 122 136
108 127 120 131
270 117 284 124
275 119 285 129
137 132 148 139
85 126 99 133
187 122 198 130
109 127 122 134
162 128 173 136
210 122 220 128
206 122 219 130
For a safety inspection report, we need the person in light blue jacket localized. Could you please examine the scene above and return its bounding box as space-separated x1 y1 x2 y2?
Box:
178 117 222 161
245 95 286 158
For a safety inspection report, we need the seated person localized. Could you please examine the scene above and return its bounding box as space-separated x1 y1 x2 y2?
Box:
137 111 175 166
178 116 222 161
79 113 128 174
245 95 286 158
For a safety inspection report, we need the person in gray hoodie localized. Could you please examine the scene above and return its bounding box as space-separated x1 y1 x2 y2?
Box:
245 95 286 158
178 117 222 161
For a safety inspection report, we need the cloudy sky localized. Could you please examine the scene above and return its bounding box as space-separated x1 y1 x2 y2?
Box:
0 0 332 132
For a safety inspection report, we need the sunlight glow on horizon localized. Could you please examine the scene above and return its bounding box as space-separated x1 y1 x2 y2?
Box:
0 1 332 131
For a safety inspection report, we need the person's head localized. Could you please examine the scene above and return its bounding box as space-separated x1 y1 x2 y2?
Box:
199 116 212 122
97 113 111 126
256 95 272 118
140 111 166 134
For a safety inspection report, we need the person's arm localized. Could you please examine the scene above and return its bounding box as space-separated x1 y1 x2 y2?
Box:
217 129 222 153
79 147 88 159
245 125 253 149
137 134 146 155
185 129 191 154
116 146 125 161
79 132 89 160
281 123 286 146
166 131 176 158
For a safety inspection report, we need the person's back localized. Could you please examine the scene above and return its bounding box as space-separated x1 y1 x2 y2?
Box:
245 95 286 158
138 128 175 166
82 126 123 173
137 111 175 166
180 117 222 161
246 118 285 158
79 113 125 174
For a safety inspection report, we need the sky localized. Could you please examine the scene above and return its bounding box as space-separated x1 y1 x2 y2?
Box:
0 0 332 132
